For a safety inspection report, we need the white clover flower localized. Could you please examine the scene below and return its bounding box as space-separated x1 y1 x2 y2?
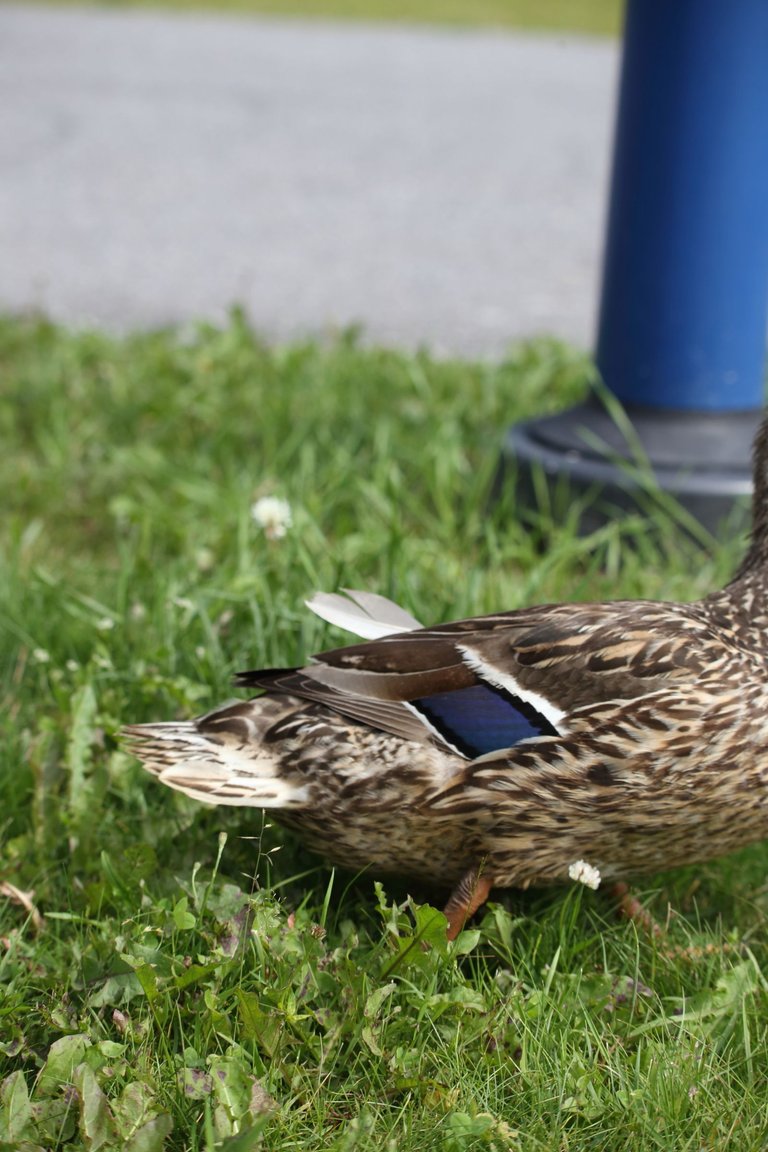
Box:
32 648 50 664
568 859 601 890
96 617 115 632
251 496 292 540
195 547 215 573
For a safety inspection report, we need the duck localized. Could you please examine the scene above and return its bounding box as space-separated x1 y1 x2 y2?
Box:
124 414 768 939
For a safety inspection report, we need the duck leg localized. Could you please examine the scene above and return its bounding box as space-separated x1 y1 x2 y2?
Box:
612 882 733 962
443 863 492 940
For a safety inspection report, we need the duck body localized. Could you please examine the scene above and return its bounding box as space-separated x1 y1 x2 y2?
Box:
125 503 768 936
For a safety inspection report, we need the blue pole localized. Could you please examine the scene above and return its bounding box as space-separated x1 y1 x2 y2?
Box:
596 0 768 412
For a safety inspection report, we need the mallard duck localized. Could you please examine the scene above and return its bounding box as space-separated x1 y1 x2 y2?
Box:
124 416 768 938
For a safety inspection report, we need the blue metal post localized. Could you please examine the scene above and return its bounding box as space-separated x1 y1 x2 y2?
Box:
596 0 768 411
500 0 768 531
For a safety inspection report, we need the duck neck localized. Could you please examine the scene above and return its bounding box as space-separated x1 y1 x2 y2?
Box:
730 414 768 584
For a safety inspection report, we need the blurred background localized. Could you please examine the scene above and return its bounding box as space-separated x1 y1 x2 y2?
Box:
1 0 622 356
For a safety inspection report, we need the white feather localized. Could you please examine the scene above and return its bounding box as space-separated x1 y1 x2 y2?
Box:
305 589 423 640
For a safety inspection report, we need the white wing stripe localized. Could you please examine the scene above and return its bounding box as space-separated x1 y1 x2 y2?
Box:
457 645 567 733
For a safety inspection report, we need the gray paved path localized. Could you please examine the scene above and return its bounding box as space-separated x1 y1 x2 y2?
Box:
1 5 618 356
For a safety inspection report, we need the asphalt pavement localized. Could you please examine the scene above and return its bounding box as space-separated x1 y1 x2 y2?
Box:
0 4 618 356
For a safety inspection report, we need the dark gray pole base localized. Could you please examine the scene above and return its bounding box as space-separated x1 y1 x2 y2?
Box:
496 399 760 537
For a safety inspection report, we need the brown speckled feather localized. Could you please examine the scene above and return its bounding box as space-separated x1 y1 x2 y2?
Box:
123 412 768 934
304 598 730 703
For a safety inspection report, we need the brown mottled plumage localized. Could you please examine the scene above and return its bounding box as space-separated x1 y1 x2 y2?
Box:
123 416 768 938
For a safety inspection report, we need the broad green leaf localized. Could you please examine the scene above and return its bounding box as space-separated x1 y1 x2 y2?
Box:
451 929 481 955
364 981 397 1020
180 1068 213 1100
113 1083 173 1152
124 1113 174 1152
236 993 281 1056
0 1072 33 1142
424 987 488 1013
65 683 98 820
381 903 448 975
209 1054 254 1124
411 903 449 951
172 896 196 932
360 1026 382 1057
86 971 145 1010
37 1035 92 1096
126 962 160 1003
73 1063 118 1151
28 1097 78 1146
173 962 222 991
214 1119 271 1151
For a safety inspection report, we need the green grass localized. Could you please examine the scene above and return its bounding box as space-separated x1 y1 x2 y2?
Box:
2 310 768 1151
41 0 623 37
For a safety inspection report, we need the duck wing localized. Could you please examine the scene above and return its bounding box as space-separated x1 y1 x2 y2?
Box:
235 594 728 760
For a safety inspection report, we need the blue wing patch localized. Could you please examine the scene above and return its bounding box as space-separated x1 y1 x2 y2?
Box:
411 683 557 757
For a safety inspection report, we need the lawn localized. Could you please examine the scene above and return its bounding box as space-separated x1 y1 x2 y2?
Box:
41 0 623 37
2 311 767 1151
